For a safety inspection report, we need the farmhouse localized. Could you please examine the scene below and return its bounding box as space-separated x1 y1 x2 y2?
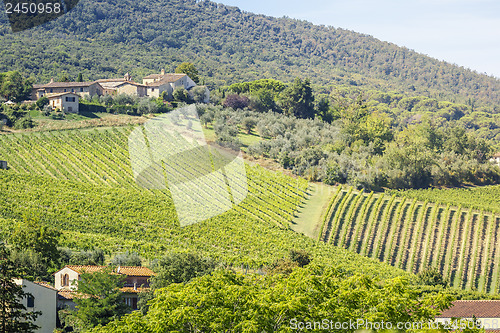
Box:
54 265 154 310
96 73 147 97
32 79 103 100
46 92 79 113
14 279 57 333
143 70 196 99
490 152 500 166
436 300 500 331
31 71 208 103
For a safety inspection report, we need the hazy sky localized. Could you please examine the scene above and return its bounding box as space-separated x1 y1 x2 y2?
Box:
220 0 500 78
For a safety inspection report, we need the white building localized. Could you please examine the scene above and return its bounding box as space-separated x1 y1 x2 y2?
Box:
14 279 57 333
46 92 80 113
490 152 500 166
436 300 500 331
143 70 196 99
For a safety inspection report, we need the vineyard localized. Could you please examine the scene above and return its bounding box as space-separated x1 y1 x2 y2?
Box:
389 186 500 214
0 127 405 279
319 186 500 293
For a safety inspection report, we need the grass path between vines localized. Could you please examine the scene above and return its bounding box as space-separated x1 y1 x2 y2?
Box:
291 182 335 239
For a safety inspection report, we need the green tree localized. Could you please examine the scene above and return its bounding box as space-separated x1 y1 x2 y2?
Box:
172 87 190 103
0 71 32 103
242 117 257 134
35 96 49 110
9 217 60 269
65 268 129 331
138 253 216 314
58 74 70 82
278 77 315 119
94 265 452 333
0 243 40 333
175 62 200 84
77 73 83 82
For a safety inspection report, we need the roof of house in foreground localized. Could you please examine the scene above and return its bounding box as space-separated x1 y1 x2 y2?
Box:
60 265 155 276
437 300 500 318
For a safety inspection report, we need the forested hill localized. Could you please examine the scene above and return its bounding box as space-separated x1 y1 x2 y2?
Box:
0 0 498 108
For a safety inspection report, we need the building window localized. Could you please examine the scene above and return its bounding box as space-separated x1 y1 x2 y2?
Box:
27 295 35 308
62 274 70 287
151 88 155 92
80 88 84 92
64 89 67 92
71 89 74 92
50 88 53 93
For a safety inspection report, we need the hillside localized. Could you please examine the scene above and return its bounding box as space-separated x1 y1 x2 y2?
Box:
0 0 498 110
0 127 406 279
317 186 500 293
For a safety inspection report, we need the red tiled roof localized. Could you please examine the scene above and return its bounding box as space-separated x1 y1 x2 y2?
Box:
437 300 500 318
57 290 79 300
65 265 107 274
34 281 57 291
116 266 155 277
37 81 97 88
145 73 187 87
60 265 154 277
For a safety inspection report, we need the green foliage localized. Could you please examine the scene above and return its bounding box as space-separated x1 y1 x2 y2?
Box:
172 87 190 103
64 268 129 331
0 127 406 283
1 0 498 113
111 251 142 267
9 216 60 269
0 71 32 103
278 77 315 119
319 186 500 293
417 268 448 288
0 243 40 333
390 185 500 214
35 96 49 110
175 62 200 84
94 265 452 332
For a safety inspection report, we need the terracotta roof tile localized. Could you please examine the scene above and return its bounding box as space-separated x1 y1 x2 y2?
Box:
145 73 187 86
57 290 78 300
60 265 154 277
437 300 500 318
65 265 107 274
33 281 57 291
39 81 97 88
116 266 155 277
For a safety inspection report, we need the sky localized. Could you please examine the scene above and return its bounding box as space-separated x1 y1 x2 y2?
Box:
220 0 500 78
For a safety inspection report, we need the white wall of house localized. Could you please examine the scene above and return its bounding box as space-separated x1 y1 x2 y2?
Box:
14 279 57 333
54 267 80 290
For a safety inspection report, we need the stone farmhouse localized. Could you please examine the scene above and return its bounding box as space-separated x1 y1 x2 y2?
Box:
31 70 210 112
54 265 154 311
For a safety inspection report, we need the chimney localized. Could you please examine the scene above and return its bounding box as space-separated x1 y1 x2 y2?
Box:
50 77 54 83
161 69 165 75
